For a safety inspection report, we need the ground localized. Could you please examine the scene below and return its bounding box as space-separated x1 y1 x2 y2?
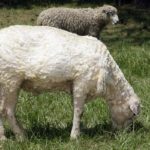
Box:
0 4 150 150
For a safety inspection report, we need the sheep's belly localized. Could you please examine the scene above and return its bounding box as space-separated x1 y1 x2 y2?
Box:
21 79 72 94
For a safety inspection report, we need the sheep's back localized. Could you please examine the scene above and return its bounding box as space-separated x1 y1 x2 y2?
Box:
37 8 94 35
0 25 103 81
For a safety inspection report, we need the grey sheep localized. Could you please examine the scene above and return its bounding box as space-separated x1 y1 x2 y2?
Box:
37 5 119 39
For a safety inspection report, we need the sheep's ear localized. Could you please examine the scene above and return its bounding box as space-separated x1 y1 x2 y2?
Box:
102 8 106 13
129 102 140 116
102 9 110 15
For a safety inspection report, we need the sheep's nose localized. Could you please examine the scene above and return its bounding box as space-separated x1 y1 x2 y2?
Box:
112 15 119 24
114 16 119 23
115 15 119 22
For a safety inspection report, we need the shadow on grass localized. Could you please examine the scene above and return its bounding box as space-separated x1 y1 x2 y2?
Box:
132 121 147 132
5 121 148 140
103 24 150 46
82 122 114 137
119 7 150 25
119 27 150 45
27 123 72 140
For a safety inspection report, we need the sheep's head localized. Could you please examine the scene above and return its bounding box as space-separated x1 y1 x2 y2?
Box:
102 5 119 24
108 95 140 129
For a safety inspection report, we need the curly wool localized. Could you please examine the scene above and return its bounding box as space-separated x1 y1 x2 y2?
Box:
0 25 139 140
37 5 119 38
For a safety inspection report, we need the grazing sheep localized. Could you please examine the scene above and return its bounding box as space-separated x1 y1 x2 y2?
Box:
0 25 140 140
37 5 119 39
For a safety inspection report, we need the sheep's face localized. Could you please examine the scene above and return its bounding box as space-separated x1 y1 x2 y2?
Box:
102 5 119 24
109 95 140 129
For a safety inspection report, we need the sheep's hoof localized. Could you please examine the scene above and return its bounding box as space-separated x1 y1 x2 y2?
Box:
70 135 78 140
16 136 26 142
0 135 7 141
16 133 26 142
70 131 80 140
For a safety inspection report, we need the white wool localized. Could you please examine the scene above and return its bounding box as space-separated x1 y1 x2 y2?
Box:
0 25 140 140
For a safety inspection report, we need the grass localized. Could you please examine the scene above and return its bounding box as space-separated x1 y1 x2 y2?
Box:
0 4 150 150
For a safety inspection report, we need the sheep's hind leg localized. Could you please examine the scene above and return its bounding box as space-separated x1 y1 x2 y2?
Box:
0 119 6 140
0 85 8 140
3 81 25 140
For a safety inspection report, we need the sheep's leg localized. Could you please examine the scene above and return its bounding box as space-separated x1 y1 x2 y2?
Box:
0 77 25 140
0 86 8 140
5 88 25 140
0 85 23 140
0 119 6 140
70 83 86 139
88 27 100 39
70 96 85 139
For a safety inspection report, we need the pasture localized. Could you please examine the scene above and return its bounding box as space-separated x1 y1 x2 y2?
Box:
0 4 150 150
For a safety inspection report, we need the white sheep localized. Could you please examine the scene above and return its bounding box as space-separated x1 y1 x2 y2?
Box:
0 25 140 140
37 5 119 39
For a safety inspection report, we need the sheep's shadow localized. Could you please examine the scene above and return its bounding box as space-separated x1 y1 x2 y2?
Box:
82 121 147 138
5 121 148 140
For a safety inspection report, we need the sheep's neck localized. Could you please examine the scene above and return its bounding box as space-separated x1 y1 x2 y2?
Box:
105 55 134 104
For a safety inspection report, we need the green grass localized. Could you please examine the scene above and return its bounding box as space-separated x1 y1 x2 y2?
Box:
0 4 150 150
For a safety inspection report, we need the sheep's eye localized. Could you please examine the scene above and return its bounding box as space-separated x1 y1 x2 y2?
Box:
109 12 114 16
133 113 137 117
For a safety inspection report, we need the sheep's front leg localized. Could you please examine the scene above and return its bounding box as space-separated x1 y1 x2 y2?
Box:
70 84 86 139
88 27 100 39
70 96 85 139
